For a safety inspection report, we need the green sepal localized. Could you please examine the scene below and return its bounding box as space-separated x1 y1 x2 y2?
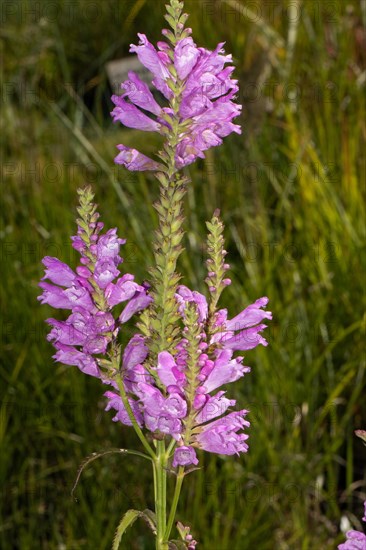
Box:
75 218 89 231
169 64 178 78
178 29 191 40
164 31 176 46
167 77 178 92
165 3 176 17
178 13 189 26
159 110 174 125
164 13 176 29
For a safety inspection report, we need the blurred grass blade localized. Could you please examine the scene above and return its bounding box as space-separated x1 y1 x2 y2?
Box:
71 448 152 499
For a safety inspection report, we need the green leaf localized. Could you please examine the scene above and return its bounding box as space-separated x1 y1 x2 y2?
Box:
113 509 157 550
168 541 188 550
142 509 157 533
112 509 141 550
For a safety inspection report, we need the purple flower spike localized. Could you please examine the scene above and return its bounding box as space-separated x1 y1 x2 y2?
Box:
173 446 199 467
111 25 241 170
39 189 151 381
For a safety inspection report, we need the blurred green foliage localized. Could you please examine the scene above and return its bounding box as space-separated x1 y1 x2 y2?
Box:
1 0 365 548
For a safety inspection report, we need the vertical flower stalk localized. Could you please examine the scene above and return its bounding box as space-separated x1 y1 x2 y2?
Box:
39 0 271 548
138 4 190 361
134 4 194 547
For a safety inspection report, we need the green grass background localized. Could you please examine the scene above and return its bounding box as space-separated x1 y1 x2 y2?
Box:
1 0 365 548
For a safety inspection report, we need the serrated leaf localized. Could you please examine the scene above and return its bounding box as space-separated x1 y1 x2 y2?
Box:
142 508 157 532
112 509 141 550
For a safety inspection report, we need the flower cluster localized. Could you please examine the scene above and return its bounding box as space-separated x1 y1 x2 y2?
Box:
176 522 198 549
338 501 366 549
38 188 151 379
104 285 272 466
111 29 241 169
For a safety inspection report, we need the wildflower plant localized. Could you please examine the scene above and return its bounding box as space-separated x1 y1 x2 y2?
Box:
38 1 272 548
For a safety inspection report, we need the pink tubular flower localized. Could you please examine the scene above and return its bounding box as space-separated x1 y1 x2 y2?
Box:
41 257 77 287
115 145 162 171
129 33 171 86
104 391 144 427
121 71 162 115
111 28 241 170
111 96 161 132
195 410 250 455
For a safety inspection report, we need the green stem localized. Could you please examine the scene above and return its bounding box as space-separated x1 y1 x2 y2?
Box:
154 440 168 549
165 466 185 541
115 376 156 461
166 437 177 458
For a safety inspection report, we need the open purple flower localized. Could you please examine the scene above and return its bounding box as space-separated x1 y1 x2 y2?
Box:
173 446 199 467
